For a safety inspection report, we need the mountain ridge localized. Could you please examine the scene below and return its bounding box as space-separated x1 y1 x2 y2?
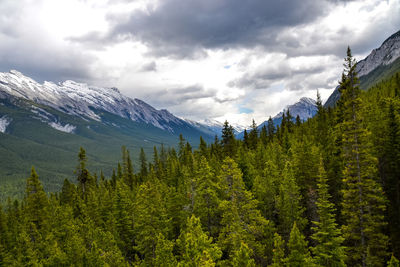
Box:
325 29 400 107
0 70 189 133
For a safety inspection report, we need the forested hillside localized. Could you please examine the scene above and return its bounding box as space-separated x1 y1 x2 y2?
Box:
1 49 400 266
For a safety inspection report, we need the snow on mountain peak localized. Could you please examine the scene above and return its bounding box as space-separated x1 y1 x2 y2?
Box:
0 116 11 133
0 70 184 132
273 97 317 122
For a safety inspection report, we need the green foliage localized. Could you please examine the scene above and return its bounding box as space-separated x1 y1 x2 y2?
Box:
286 222 313 267
339 47 389 267
388 255 400 267
311 159 346 266
271 233 285 267
232 242 256 267
176 215 221 266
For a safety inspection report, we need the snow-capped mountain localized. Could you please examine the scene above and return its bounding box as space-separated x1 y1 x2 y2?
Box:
0 70 187 132
185 118 246 136
325 30 400 107
272 97 317 122
258 97 317 129
236 97 317 138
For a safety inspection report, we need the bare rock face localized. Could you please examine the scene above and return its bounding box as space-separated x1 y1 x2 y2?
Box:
357 31 400 77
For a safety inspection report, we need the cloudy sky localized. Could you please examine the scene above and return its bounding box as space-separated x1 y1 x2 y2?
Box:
0 0 399 126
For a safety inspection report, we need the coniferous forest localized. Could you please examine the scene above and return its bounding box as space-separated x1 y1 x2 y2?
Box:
1 49 400 266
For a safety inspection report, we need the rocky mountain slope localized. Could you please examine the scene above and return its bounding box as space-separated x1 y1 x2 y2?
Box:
325 30 400 107
0 70 191 133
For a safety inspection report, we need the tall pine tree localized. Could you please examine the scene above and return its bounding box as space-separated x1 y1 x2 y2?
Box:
339 47 388 266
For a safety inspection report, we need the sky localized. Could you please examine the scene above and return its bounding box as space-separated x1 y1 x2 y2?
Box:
0 0 399 126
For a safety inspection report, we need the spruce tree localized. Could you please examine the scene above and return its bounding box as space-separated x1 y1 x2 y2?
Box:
221 121 236 157
339 47 388 266
271 233 285 267
218 158 274 265
380 101 400 255
248 119 259 150
286 222 313 267
75 147 93 197
276 162 306 240
176 215 221 266
25 167 49 230
232 242 256 267
388 255 400 267
311 159 345 266
134 181 170 263
267 116 275 142
193 157 222 237
155 233 177 267
139 148 148 183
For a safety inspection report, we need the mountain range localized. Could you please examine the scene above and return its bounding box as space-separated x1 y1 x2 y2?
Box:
325 30 400 107
0 29 399 199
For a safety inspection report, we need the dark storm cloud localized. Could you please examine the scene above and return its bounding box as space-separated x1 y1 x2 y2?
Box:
110 0 350 58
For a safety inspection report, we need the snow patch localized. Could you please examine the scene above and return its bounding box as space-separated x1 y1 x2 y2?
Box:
0 116 11 133
48 122 76 133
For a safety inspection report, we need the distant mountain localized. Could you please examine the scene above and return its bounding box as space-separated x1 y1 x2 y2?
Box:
325 30 400 107
0 70 213 198
267 97 317 126
237 97 317 139
185 118 246 137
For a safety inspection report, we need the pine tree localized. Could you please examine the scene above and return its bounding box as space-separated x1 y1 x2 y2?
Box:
113 181 134 260
75 147 93 198
252 160 280 220
260 125 268 145
286 222 313 267
243 129 249 148
122 147 135 189
311 159 345 266
25 167 49 230
192 157 222 237
134 181 170 263
276 163 306 240
248 119 259 150
176 215 221 266
139 148 148 183
218 158 274 265
221 121 236 157
380 101 400 255
388 255 400 267
267 116 275 142
339 47 388 266
154 233 177 267
232 242 256 267
60 178 76 206
271 233 285 267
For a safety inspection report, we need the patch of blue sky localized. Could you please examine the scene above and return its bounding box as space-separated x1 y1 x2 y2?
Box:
239 106 253 114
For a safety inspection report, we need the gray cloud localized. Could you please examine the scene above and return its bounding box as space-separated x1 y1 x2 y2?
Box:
109 0 349 58
140 61 157 72
0 0 96 83
144 84 217 107
229 59 328 90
